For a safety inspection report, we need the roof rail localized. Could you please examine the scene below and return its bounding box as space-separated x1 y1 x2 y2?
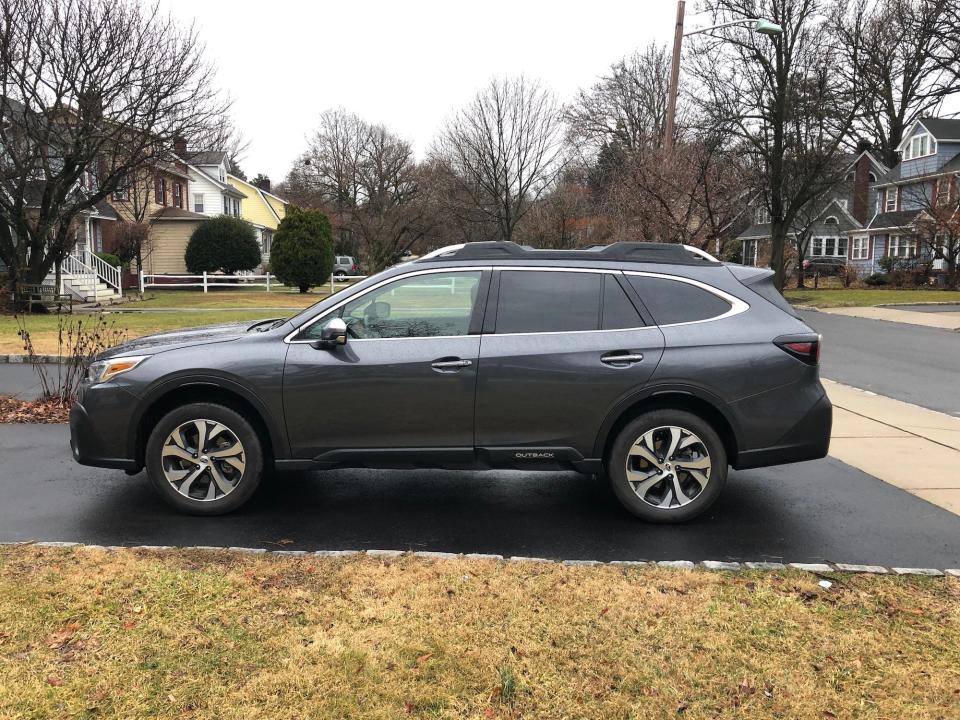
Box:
415 241 719 266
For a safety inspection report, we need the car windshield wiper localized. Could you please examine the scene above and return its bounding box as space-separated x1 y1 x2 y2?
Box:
247 318 286 332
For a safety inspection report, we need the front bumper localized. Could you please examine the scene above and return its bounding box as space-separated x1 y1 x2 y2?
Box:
69 383 141 471
732 393 832 470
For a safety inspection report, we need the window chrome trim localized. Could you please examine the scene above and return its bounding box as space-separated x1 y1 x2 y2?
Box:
623 271 749 327
284 265 749 344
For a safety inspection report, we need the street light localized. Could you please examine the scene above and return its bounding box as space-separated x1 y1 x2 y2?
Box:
663 1 783 151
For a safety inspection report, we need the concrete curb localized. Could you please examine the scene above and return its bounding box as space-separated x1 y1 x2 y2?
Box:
3 542 956 577
0 354 67 364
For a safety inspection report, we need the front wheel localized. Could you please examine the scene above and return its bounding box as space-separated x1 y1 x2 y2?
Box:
145 402 264 515
607 409 727 523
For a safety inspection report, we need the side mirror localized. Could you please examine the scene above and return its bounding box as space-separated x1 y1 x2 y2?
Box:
311 317 348 350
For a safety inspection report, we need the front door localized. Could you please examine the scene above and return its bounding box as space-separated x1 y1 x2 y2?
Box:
282 269 488 459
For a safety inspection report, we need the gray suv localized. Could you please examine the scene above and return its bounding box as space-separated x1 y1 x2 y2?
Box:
70 242 831 522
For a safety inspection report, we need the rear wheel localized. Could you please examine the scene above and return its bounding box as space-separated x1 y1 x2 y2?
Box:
145 402 263 515
607 409 727 523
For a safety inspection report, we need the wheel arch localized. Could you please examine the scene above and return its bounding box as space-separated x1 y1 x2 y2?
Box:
594 387 741 467
131 379 282 469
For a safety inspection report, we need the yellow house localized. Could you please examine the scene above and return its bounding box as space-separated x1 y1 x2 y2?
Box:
226 175 288 267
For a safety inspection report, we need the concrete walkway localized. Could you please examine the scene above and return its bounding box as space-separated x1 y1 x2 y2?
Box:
816 305 960 330
824 378 960 515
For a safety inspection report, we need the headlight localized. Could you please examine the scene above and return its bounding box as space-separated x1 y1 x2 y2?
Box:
86 356 148 384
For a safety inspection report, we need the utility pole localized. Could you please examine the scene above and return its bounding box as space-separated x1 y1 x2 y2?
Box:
664 0 686 152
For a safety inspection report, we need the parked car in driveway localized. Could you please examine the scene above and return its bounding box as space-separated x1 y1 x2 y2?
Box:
70 241 831 522
333 255 359 279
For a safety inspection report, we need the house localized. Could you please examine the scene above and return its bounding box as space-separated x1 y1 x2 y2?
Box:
736 148 889 270
226 175 288 268
179 147 246 220
861 118 960 274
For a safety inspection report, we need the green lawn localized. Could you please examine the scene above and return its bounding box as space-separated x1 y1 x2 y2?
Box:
784 287 960 308
2 310 294 355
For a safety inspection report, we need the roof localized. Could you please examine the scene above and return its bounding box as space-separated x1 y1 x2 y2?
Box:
867 210 921 230
93 200 118 220
188 164 246 197
916 118 960 141
416 241 720 266
185 150 227 166
150 206 209 221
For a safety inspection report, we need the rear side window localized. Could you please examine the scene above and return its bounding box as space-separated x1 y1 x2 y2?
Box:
496 271 601 333
602 275 643 329
626 275 731 325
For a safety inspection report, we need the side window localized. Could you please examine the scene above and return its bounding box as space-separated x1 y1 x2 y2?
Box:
300 271 482 340
602 275 643 329
496 271 601 334
626 275 731 326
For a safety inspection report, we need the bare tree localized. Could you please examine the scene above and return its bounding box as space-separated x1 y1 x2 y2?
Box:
0 0 228 292
432 76 565 243
282 110 430 271
565 42 673 158
838 0 960 168
602 137 750 253
515 166 595 249
692 0 863 289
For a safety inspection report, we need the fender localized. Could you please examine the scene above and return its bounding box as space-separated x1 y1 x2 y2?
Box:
128 371 289 461
591 381 745 460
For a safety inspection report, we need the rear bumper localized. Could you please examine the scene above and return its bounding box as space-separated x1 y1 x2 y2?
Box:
69 385 141 471
733 393 832 470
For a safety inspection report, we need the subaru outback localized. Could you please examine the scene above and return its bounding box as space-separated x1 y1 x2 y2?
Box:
70 242 831 522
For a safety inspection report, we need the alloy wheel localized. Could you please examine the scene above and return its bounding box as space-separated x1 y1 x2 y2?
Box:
625 425 711 509
161 419 246 501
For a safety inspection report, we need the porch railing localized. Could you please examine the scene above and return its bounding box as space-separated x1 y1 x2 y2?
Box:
80 249 122 293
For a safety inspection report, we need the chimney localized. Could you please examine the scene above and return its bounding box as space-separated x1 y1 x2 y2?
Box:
173 135 187 156
852 140 873 224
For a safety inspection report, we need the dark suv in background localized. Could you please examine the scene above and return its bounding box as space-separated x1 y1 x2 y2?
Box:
71 242 831 522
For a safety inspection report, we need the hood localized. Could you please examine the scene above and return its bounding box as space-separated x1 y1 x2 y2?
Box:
98 319 280 359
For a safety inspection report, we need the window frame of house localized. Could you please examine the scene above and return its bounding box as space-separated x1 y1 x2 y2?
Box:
889 235 917 258
903 132 936 161
173 182 182 208
193 193 204 213
885 187 898 212
851 236 869 260
112 173 129 202
742 239 758 266
755 207 770 225
812 236 848 258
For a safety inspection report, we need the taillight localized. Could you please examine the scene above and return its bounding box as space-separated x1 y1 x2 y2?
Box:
775 336 821 365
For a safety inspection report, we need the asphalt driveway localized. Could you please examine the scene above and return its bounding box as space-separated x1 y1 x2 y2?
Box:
2 424 958 568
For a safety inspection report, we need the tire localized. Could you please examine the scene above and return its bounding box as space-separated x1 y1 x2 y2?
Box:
334 270 346 279
607 409 727 523
145 402 264 515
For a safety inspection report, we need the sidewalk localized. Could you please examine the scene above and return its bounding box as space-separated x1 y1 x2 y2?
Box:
816 305 960 330
824 378 960 515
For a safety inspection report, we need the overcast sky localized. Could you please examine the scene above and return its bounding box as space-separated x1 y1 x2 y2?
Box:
157 0 707 182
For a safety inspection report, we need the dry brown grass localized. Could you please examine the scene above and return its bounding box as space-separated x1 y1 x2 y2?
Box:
0 546 957 719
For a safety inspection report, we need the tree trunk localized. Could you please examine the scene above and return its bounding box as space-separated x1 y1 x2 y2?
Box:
770 222 788 291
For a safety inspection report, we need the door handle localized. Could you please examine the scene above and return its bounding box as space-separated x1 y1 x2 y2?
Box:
601 352 644 365
431 358 472 370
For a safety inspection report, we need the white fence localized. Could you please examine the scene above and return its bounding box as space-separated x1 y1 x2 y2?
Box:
138 271 369 294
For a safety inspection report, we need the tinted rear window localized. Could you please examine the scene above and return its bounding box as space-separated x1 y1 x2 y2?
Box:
496 271 601 333
602 275 643 329
626 275 730 325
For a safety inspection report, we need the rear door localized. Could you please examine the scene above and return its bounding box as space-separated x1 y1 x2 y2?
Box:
474 268 664 459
